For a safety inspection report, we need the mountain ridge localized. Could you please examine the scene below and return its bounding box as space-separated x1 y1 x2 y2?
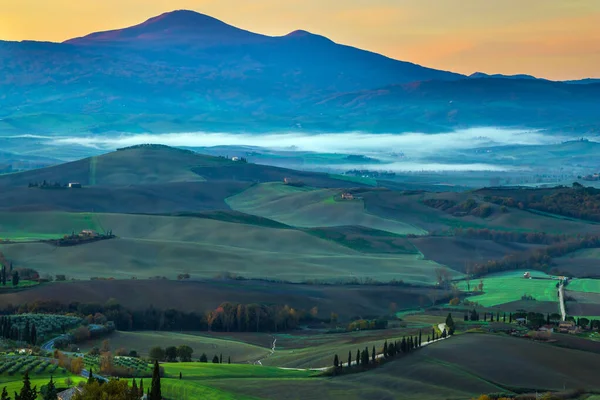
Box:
0 9 598 134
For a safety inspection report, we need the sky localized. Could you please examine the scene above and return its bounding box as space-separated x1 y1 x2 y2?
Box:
0 0 598 80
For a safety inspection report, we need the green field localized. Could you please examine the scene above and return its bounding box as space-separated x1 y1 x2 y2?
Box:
567 279 600 293
0 212 103 240
457 270 559 307
147 363 313 400
80 331 271 364
226 183 427 235
0 280 39 290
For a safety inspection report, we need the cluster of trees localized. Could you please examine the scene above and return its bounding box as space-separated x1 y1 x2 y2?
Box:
467 235 600 277
346 319 388 332
0 317 37 345
486 186 600 222
424 198 494 218
465 310 510 323
148 345 194 362
198 353 230 364
0 372 58 400
453 228 569 245
27 181 68 189
73 361 163 400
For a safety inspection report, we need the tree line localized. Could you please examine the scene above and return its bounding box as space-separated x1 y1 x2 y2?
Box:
486 185 600 222
467 235 600 277
331 314 455 375
452 227 570 245
1 300 318 333
0 317 37 345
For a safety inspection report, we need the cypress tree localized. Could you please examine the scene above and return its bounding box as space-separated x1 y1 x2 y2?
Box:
348 351 352 367
1 387 8 400
30 324 37 346
42 375 57 400
139 379 144 397
496 312 500 321
419 330 422 347
212 355 219 364
372 346 376 362
219 353 223 364
179 372 182 380
130 379 138 399
87 368 94 385
16 371 37 400
484 313 487 322
228 356 231 364
427 335 430 343
150 360 162 400
509 313 513 323
383 340 388 358
333 354 339 368
11 271 19 287
23 320 30 344
356 350 360 366
503 313 506 322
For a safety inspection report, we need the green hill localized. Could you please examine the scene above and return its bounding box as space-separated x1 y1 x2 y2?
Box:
227 183 426 235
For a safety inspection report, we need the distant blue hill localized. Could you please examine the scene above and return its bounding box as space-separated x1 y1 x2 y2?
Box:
0 10 598 134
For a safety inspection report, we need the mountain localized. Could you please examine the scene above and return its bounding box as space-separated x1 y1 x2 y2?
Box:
65 10 267 47
0 10 599 134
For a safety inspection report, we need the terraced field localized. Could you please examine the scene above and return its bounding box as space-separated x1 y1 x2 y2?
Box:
457 270 560 307
83 354 152 377
227 183 426 235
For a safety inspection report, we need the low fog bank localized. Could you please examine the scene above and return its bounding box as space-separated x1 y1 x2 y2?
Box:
8 127 575 172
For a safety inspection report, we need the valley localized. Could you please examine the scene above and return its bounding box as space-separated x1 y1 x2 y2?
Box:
1 145 600 399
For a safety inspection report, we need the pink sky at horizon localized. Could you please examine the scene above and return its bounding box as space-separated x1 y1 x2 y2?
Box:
0 0 598 80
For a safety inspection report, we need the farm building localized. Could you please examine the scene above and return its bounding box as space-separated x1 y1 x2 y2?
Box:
68 182 82 188
341 192 354 200
80 230 99 237
523 272 531 279
558 321 579 334
231 156 240 161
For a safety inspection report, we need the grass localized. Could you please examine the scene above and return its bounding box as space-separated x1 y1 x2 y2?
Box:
142 363 314 400
226 183 427 235
567 279 600 294
0 212 103 241
0 280 38 290
79 331 271 364
457 270 560 307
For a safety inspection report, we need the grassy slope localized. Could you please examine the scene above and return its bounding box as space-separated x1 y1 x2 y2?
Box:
215 334 600 400
226 183 426 235
79 331 271 363
0 212 452 284
457 271 559 307
567 279 600 293
363 190 600 235
155 363 313 400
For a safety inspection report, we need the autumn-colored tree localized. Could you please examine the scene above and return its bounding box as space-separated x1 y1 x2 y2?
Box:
70 358 84 375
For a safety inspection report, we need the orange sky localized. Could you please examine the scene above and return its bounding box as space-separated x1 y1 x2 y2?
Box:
0 0 599 80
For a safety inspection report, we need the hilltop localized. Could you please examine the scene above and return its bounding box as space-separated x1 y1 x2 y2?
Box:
0 145 367 212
